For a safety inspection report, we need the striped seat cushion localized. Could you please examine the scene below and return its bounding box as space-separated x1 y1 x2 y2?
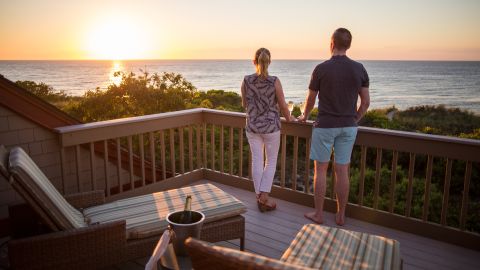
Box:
281 224 401 270
8 147 87 230
0 145 9 178
83 183 246 239
187 238 311 270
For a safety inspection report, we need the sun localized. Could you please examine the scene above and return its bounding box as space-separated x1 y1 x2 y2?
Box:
85 16 150 60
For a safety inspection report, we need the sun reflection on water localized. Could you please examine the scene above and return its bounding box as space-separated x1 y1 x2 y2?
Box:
109 61 124 86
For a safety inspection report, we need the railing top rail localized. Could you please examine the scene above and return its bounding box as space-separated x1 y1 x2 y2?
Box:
55 109 479 158
358 126 480 146
55 108 205 134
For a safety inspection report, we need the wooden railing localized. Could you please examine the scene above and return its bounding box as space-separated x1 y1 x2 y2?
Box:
55 108 480 250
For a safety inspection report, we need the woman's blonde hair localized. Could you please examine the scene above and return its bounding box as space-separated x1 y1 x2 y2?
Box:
254 48 271 79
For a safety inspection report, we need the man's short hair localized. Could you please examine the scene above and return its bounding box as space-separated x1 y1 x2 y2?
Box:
332 28 352 50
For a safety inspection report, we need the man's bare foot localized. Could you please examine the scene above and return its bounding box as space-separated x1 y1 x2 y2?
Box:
304 212 323 224
335 212 345 226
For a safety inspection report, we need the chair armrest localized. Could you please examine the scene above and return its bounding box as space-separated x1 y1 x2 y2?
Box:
64 190 106 209
8 220 126 270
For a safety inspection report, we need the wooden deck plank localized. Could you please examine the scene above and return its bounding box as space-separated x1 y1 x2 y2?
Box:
117 179 480 270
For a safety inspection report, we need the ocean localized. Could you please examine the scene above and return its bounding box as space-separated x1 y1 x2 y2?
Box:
0 60 479 114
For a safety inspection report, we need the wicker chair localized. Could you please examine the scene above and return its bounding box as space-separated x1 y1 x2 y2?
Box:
185 223 402 270
0 145 246 270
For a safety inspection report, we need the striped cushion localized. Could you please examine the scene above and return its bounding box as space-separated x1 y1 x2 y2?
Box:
189 238 310 270
8 147 87 230
281 224 401 270
0 145 9 178
83 183 246 239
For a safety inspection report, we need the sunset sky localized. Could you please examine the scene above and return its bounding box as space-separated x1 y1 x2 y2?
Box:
1 0 479 60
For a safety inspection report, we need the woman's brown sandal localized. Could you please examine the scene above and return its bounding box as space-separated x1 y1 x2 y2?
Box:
257 198 276 212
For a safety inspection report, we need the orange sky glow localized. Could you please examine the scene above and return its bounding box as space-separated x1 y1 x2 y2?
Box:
1 0 479 60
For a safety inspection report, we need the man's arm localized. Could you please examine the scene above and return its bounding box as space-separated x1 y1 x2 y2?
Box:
356 87 370 122
298 89 317 122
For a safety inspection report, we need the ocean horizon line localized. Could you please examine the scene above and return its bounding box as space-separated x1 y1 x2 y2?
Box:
1 59 480 62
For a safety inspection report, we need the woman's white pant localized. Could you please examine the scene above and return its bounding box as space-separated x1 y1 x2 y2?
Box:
246 131 281 194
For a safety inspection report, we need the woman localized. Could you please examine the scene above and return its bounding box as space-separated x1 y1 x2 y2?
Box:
241 48 295 212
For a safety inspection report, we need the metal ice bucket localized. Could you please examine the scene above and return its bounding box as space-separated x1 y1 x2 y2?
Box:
166 210 205 256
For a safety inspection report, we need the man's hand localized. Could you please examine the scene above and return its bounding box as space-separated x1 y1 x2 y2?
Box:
297 89 317 122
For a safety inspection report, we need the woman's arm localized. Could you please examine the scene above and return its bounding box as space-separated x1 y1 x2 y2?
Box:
275 79 294 122
240 80 247 109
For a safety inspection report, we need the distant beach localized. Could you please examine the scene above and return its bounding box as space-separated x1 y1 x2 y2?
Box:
0 60 479 114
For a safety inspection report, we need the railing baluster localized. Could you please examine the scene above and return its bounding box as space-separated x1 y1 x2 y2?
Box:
422 155 434 222
139 134 145 186
116 138 122 193
211 124 215 170
60 147 67 194
75 145 81 192
203 123 207 169
196 124 201 169
331 160 336 199
305 138 311 194
169 129 175 177
248 147 252 180
229 127 233 175
179 127 185 174
220 125 224 173
89 142 96 190
441 158 453 225
358 146 367 206
373 148 382 209
239 128 243 177
405 153 415 217
160 130 166 180
149 132 156 183
460 161 472 230
292 136 298 191
189 125 194 172
103 141 110 196
389 151 398 213
128 136 134 190
281 134 286 188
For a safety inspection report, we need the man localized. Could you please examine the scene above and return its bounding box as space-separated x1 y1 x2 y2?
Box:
298 28 370 225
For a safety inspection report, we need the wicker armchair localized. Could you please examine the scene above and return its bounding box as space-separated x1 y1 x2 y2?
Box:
1 145 246 270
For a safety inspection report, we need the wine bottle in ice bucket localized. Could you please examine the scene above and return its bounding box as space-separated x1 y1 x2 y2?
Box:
179 195 192 224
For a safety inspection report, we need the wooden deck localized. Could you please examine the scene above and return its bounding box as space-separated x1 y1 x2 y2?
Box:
114 180 480 270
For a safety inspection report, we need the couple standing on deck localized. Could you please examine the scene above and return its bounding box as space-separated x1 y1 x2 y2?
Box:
241 28 370 225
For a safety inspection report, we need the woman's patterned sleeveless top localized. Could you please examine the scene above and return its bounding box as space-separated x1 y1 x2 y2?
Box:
244 74 281 134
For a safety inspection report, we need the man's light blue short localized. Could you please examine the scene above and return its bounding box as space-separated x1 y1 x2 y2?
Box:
310 127 358 164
